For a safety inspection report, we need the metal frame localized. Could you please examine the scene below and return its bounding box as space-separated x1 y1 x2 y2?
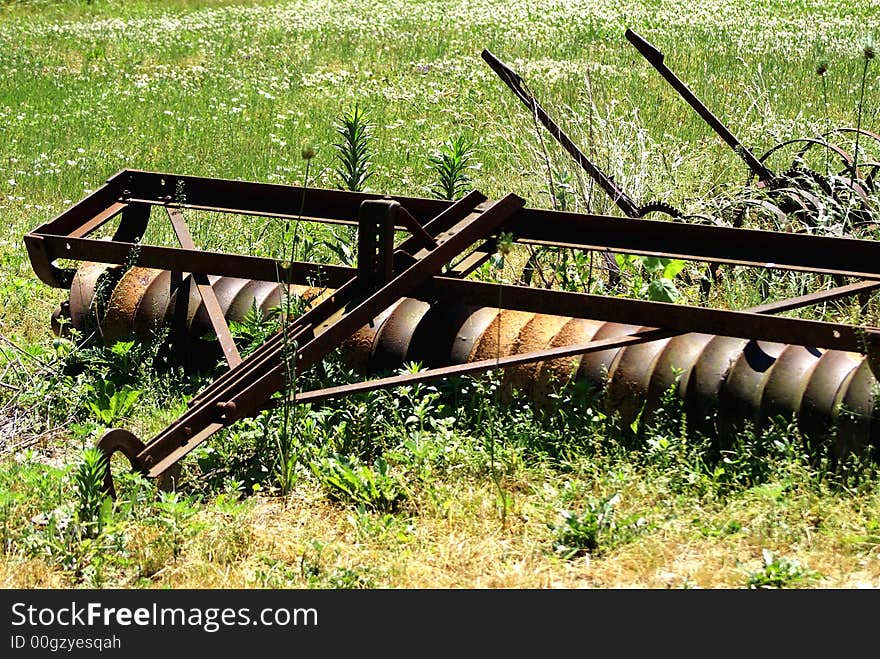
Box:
23 168 880 494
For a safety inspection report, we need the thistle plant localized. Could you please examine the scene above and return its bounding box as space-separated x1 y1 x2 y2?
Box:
333 104 373 192
428 135 476 200
276 142 316 495
853 37 876 180
816 62 830 129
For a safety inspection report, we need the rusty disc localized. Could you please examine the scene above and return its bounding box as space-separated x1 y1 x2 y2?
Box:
606 328 671 430
684 335 749 442
503 312 571 397
799 349 862 450
644 332 714 427
532 317 604 406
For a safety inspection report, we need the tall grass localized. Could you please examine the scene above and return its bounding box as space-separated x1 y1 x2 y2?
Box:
1 0 879 589
1 1 876 257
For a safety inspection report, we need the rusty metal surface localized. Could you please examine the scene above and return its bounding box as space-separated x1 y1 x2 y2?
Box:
166 206 242 368
626 28 775 184
24 167 880 496
62 254 880 461
27 171 880 293
482 48 646 219
625 28 878 236
133 192 523 484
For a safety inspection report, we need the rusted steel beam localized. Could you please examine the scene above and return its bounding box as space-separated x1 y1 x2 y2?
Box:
423 278 880 353
625 28 775 184
447 237 498 277
396 206 439 251
119 169 451 228
744 280 880 314
482 48 645 218
68 201 128 239
29 174 129 238
502 211 880 278
29 205 880 286
24 236 354 289
292 279 880 405
294 328 674 404
27 171 880 292
166 206 242 369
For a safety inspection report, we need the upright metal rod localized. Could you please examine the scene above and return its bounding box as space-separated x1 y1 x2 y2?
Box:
482 48 643 218
625 28 776 184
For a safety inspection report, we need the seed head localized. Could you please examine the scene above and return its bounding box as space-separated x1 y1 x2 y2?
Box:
864 36 877 61
815 62 828 76
301 143 316 160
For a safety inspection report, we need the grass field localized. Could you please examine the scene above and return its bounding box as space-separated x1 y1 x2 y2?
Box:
1 0 879 589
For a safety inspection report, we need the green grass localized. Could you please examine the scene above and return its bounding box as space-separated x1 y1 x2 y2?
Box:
1 0 880 588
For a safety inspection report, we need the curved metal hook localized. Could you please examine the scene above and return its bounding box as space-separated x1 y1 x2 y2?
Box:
96 428 182 498
96 428 147 499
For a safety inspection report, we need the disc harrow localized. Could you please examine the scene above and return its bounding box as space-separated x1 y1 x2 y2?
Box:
24 167 880 496
18 30 880 495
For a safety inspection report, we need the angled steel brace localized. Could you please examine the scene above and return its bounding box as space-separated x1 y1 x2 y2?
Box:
95 191 525 495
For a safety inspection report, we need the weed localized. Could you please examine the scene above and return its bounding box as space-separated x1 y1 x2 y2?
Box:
551 167 576 211
186 410 278 495
333 104 374 193
717 418 810 492
853 36 876 180
348 505 415 544
428 135 477 200
197 512 253 565
549 492 646 559
274 142 320 496
253 556 300 587
815 62 830 138
74 448 110 539
0 489 20 555
146 491 200 560
325 566 376 589
745 549 822 588
229 301 280 358
299 539 325 581
486 233 517 525
614 254 687 303
84 380 140 425
550 505 604 558
311 453 405 512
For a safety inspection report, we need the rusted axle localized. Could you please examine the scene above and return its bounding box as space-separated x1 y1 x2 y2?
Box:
59 260 880 463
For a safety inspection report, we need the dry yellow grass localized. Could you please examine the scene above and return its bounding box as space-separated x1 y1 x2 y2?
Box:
4 469 876 589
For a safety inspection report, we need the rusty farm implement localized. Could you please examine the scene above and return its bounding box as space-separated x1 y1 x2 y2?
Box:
23 166 880 495
485 31 880 234
18 28 880 495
